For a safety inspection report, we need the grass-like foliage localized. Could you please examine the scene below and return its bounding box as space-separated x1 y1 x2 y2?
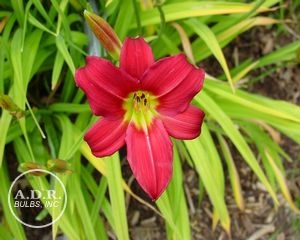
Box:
0 0 299 239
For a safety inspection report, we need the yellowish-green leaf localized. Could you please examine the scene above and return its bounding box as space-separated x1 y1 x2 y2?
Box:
265 150 300 214
232 61 258 83
156 193 183 239
205 79 300 124
52 51 65 90
0 111 12 166
184 138 230 231
55 35 75 75
186 19 234 91
80 142 107 175
218 134 245 211
138 2 271 27
28 13 56 36
0 163 26 240
195 91 278 205
218 17 277 44
106 153 129 240
171 22 195 64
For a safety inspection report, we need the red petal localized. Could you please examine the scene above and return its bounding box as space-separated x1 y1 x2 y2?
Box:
120 37 154 79
125 119 173 200
84 118 127 157
75 56 138 119
162 105 205 139
157 67 205 116
141 54 204 115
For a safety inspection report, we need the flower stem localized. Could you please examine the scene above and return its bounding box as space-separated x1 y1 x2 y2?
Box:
156 5 165 40
131 0 142 36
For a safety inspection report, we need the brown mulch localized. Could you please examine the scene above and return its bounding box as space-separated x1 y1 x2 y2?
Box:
128 156 300 240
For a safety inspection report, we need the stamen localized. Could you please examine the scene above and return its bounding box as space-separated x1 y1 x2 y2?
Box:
123 90 158 129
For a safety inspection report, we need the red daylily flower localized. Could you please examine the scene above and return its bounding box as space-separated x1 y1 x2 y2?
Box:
75 37 205 200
